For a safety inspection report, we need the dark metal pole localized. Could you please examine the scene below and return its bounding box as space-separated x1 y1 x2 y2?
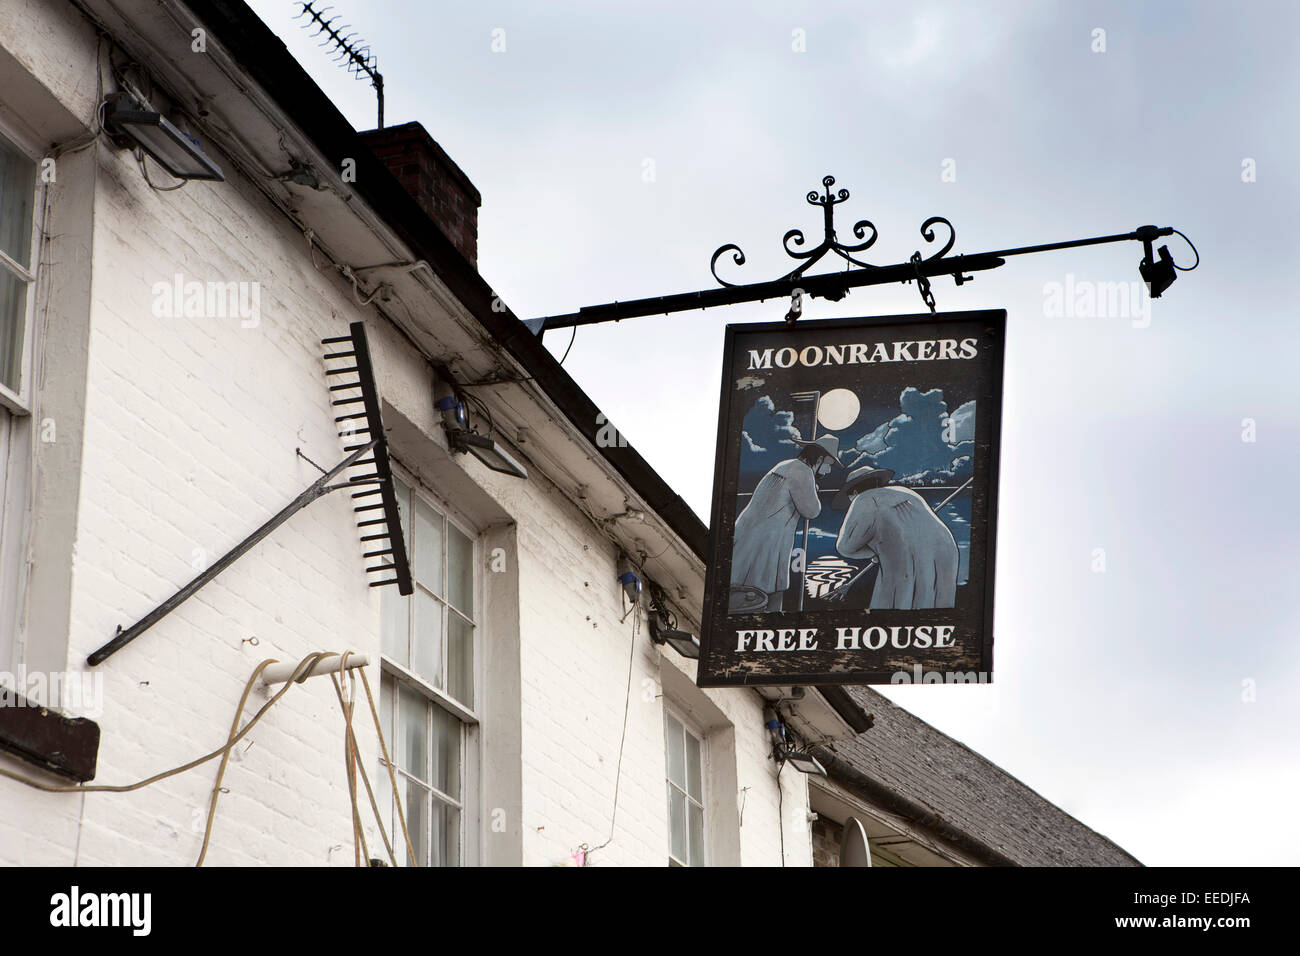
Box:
87 439 379 666
528 226 1173 335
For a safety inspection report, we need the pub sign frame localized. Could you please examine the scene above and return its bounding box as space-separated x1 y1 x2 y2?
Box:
696 309 1005 687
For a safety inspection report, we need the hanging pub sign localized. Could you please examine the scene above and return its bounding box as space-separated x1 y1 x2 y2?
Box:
696 309 1005 687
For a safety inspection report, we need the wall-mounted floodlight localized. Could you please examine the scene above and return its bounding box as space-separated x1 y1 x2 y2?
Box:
781 749 826 776
435 388 528 479
102 93 224 181
650 623 701 660
764 706 826 776
449 428 529 478
647 582 700 659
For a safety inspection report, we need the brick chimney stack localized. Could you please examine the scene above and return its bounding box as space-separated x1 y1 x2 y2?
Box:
359 122 481 266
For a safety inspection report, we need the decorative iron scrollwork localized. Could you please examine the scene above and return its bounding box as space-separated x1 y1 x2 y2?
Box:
709 175 958 291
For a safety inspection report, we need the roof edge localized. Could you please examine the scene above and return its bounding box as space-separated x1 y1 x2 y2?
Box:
183 0 709 559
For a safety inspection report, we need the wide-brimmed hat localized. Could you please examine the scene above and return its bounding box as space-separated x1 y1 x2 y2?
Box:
831 465 895 510
791 433 841 463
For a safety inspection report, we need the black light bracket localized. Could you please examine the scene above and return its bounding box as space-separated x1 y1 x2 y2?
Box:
101 91 225 182
646 581 701 659
525 175 1198 334
433 373 529 479
88 322 411 666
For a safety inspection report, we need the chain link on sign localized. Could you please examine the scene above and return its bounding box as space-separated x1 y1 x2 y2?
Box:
909 251 936 313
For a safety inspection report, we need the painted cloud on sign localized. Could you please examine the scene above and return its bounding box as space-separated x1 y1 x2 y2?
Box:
843 387 974 478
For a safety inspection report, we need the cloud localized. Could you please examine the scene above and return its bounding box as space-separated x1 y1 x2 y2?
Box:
738 395 807 481
896 454 974 487
948 400 976 443
867 388 974 478
854 419 892 456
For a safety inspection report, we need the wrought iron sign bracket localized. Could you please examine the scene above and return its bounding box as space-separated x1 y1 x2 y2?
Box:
524 175 1198 335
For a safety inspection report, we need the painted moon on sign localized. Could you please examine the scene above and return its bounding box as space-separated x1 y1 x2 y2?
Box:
817 388 860 431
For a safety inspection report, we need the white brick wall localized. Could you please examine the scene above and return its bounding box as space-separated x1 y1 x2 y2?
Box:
0 0 810 868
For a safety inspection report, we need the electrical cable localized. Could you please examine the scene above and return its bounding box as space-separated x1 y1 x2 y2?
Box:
456 375 535 388
0 651 333 797
357 667 418 865
0 651 418 868
330 653 368 866
195 656 277 865
461 390 496 439
586 608 641 861
559 324 577 365
1170 228 1200 271
135 148 188 191
49 33 108 159
776 759 786 867
329 668 398 868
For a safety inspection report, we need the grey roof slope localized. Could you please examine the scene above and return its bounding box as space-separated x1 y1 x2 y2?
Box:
816 686 1142 867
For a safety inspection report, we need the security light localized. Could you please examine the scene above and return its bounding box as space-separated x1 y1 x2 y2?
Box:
646 582 699 659
782 749 827 776
435 390 528 480
764 705 826 775
651 625 701 660
448 428 529 479
102 93 224 182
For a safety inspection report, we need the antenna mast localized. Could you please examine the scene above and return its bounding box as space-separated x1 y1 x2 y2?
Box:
296 2 385 128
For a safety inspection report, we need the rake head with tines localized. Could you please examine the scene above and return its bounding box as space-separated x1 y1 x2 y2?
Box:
88 322 411 666
320 321 412 596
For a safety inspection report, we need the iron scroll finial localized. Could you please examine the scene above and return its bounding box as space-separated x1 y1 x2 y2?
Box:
709 176 959 312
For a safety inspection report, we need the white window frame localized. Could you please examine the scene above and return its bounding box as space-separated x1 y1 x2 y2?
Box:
664 704 709 867
381 675 467 867
379 465 483 867
0 116 42 415
0 115 42 670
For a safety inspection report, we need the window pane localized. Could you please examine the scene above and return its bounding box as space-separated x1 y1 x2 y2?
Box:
688 802 704 867
404 778 429 867
0 134 35 269
664 713 685 788
380 580 409 668
397 684 428 781
447 611 473 708
376 753 393 857
392 477 411 555
446 523 474 616
432 800 460 868
668 787 687 863
414 497 444 597
379 676 394 754
412 589 444 686
430 704 461 798
0 267 27 393
685 732 702 803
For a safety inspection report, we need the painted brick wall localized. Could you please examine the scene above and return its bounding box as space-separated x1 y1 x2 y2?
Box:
0 1 809 868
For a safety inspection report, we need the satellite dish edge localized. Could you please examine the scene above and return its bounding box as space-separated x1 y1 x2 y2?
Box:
840 816 872 868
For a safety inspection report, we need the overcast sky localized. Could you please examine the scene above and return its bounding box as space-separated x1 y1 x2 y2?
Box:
247 0 1299 865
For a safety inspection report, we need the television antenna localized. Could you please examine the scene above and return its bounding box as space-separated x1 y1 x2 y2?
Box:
296 2 385 128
